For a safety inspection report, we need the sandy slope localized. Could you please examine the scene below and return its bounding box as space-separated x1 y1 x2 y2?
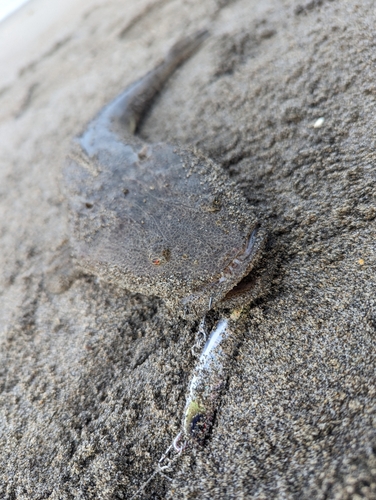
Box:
0 0 375 498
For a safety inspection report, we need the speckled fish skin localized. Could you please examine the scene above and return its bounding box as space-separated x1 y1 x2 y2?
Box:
64 30 265 317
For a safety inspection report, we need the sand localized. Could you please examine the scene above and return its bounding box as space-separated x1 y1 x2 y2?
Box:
0 0 375 498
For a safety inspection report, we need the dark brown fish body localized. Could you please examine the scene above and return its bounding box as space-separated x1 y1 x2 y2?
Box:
64 31 265 317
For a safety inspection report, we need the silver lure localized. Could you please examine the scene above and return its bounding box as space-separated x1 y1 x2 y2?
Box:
183 317 237 442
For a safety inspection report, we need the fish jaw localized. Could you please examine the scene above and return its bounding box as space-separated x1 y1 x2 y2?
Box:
179 226 266 315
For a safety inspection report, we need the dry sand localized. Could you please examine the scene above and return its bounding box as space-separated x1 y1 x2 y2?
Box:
0 0 375 498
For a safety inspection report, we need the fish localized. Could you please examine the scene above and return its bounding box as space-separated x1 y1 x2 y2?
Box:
64 30 265 318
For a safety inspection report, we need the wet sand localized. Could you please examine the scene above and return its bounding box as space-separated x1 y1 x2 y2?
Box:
0 0 375 498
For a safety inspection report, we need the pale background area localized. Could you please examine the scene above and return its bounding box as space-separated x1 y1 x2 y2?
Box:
0 0 30 22
0 0 102 87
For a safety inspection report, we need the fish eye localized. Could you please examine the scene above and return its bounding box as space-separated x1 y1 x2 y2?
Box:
211 197 222 211
149 247 171 266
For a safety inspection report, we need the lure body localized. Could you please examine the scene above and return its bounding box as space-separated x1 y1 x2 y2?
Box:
64 31 265 317
184 318 235 442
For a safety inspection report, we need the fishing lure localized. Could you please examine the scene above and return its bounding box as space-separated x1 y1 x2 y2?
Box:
183 316 235 442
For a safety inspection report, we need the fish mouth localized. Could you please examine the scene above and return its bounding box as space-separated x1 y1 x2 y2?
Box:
215 225 265 303
222 265 259 301
180 226 265 312
217 227 260 281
